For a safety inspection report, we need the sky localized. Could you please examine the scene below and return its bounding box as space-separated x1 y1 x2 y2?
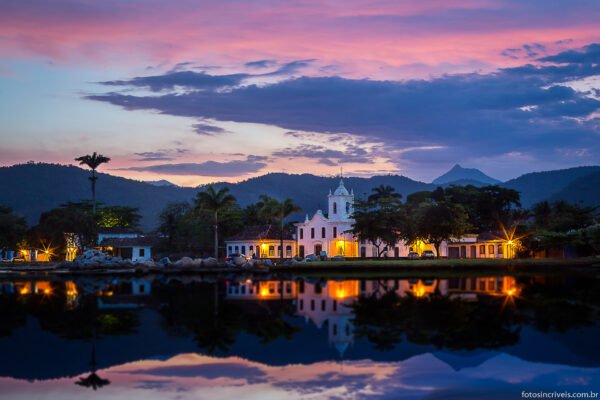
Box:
0 0 599 186
1 352 599 399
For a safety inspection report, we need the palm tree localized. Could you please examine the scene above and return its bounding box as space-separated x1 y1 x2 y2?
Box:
368 185 401 203
195 185 236 259
259 195 301 259
75 152 111 214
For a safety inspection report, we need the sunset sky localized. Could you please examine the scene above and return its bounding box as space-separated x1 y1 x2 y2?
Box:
1 0 599 186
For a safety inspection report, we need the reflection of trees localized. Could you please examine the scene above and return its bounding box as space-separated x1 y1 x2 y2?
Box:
22 282 139 339
155 282 299 354
519 277 599 333
0 293 27 336
75 330 111 391
352 291 521 351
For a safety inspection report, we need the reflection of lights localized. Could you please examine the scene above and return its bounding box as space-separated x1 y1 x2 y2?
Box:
245 279 252 284
412 281 427 297
43 288 51 295
19 287 29 295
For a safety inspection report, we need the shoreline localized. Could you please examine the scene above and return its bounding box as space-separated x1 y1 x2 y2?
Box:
0 257 599 279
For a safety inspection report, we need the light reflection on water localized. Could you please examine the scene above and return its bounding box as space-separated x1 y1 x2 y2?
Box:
0 273 599 399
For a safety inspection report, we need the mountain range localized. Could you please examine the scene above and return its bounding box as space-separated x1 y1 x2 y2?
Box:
0 162 598 230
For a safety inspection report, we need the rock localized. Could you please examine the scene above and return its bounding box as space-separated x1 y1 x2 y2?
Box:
203 257 218 267
158 257 172 267
192 258 204 267
141 260 156 268
258 259 273 267
176 257 194 267
232 256 246 267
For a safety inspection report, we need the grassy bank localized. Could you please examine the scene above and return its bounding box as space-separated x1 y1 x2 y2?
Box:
273 257 600 270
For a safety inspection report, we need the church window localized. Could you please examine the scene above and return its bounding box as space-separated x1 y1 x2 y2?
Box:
333 202 337 214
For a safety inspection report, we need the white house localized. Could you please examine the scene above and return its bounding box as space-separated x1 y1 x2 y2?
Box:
225 224 297 258
296 179 438 258
99 237 154 262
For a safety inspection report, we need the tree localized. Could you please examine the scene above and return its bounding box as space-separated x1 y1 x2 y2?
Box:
443 185 521 232
259 195 301 259
75 152 111 214
96 205 141 229
0 206 27 250
350 187 404 257
29 203 98 256
195 186 236 259
159 202 192 249
368 185 401 203
414 201 471 257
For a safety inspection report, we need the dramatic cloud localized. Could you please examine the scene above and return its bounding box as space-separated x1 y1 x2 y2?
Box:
539 43 600 64
133 151 174 161
88 44 600 171
192 123 227 136
117 155 268 177
245 60 277 69
100 60 316 93
273 144 373 165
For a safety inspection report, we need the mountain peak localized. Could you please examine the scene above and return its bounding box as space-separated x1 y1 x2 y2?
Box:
432 164 501 185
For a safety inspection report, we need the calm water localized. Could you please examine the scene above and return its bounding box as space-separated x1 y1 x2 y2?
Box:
1 272 599 399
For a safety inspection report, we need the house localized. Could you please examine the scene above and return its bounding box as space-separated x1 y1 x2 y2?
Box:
225 224 297 258
296 179 438 258
99 236 155 262
446 231 517 259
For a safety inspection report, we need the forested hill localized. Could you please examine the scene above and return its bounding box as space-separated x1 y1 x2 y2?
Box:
1 163 598 231
0 163 197 230
502 166 600 207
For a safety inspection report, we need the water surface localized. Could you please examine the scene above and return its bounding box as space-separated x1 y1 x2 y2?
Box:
1 272 599 399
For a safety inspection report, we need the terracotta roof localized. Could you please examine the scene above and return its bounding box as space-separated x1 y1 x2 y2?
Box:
477 231 506 242
226 224 294 241
101 236 157 247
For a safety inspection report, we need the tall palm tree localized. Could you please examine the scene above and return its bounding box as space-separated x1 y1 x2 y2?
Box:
75 152 111 214
368 185 401 203
260 195 301 259
195 185 236 259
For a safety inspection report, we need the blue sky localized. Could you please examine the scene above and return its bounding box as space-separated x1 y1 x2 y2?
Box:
1 1 599 185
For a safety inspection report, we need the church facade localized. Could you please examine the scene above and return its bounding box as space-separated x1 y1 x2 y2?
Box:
295 179 432 258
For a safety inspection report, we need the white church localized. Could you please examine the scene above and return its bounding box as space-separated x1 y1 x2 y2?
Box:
295 179 440 258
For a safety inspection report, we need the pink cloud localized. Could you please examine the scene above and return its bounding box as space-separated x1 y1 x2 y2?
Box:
1 1 599 78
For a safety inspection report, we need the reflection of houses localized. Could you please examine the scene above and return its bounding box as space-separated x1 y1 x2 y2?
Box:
99 237 155 262
447 276 517 297
447 232 517 259
358 279 447 298
225 279 297 300
225 225 297 258
296 280 358 356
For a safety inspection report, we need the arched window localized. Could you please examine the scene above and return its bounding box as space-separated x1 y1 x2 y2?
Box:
346 202 350 214
333 202 337 214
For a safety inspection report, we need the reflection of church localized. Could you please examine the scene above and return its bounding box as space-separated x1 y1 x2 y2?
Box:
296 280 358 357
